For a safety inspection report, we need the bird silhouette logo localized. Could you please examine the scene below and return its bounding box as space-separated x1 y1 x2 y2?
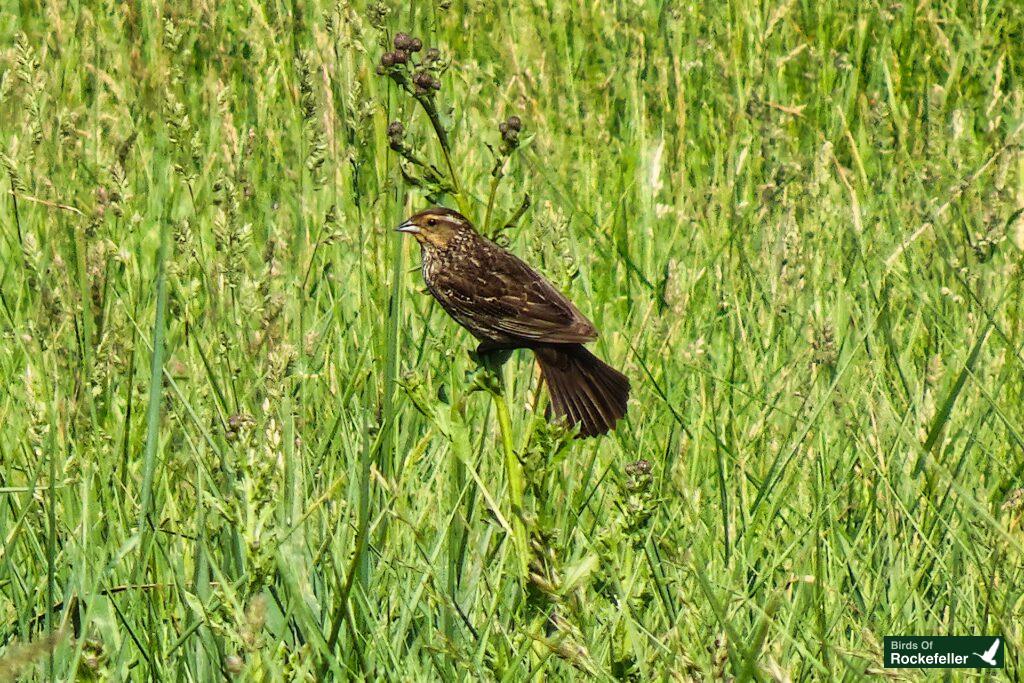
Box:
972 638 1000 666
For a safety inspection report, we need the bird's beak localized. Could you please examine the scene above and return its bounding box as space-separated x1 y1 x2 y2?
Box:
395 220 420 234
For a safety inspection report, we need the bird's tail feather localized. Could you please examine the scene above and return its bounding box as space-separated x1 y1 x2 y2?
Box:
534 345 629 438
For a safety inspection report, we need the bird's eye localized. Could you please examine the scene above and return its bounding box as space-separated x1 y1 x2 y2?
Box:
427 218 437 226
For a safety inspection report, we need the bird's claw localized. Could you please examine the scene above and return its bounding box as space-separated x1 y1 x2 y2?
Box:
465 364 502 394
465 347 509 394
470 345 513 370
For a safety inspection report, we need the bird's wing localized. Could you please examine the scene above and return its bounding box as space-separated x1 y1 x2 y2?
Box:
984 639 1000 658
431 242 598 344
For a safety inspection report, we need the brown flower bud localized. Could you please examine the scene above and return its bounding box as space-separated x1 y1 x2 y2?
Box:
431 77 442 90
625 459 652 476
381 51 396 67
409 38 423 52
507 115 522 131
501 121 520 147
394 32 412 50
225 654 244 675
387 120 405 151
392 49 408 64
413 71 434 92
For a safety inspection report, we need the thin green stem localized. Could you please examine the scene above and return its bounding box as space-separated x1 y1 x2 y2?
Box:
134 212 170 583
414 93 471 215
492 383 529 580
418 97 460 193
482 172 501 234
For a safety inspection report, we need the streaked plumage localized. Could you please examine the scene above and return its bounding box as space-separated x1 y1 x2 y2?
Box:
397 207 629 437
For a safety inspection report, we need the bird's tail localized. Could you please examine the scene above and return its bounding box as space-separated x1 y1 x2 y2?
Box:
534 345 629 438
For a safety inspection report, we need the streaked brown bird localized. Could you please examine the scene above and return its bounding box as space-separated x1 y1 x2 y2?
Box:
396 207 629 437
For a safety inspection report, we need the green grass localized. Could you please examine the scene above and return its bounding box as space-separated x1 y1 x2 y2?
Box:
2 0 1024 679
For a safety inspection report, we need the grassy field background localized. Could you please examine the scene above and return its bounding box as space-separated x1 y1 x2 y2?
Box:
2 0 1024 679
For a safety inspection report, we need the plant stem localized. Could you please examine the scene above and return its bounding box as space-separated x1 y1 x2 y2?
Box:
418 99 459 190
415 93 470 214
482 171 501 234
134 212 170 584
491 380 529 580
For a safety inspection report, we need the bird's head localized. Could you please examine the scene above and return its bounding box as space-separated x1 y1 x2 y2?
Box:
395 207 474 250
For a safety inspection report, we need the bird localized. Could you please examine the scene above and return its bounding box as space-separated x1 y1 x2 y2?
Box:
973 638 1000 666
396 206 629 437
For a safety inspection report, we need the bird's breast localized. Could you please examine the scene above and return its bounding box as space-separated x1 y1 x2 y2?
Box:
420 248 441 285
